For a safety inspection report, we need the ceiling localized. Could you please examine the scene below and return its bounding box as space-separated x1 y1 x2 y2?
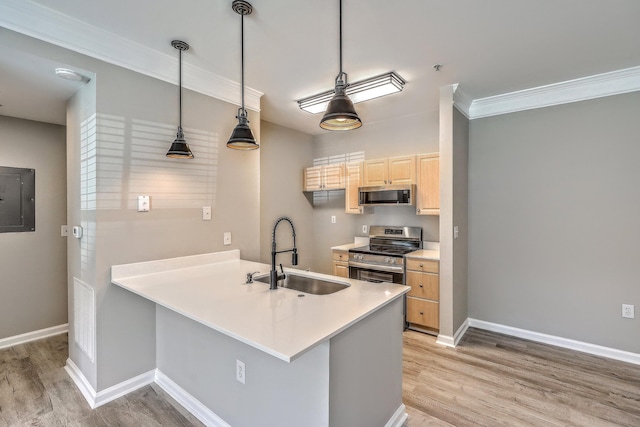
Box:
1 0 639 134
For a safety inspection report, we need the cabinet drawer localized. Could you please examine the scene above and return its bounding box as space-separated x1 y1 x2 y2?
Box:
333 261 349 278
406 271 439 300
332 250 348 262
406 258 439 273
407 297 439 329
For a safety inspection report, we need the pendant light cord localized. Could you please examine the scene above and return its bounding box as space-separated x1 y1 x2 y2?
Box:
240 12 246 117
178 47 183 130
339 0 343 77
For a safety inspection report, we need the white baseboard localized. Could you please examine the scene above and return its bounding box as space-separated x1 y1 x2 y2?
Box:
65 358 155 409
64 358 98 409
0 323 68 350
155 370 230 427
385 403 408 427
66 365 406 427
468 318 640 366
436 318 470 348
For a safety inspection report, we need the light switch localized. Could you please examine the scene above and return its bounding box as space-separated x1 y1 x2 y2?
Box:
137 195 150 212
224 232 231 246
202 206 212 220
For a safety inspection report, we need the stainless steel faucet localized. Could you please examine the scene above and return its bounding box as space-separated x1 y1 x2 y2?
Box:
270 216 298 290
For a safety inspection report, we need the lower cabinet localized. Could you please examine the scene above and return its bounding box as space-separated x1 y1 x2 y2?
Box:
405 257 439 333
332 249 350 278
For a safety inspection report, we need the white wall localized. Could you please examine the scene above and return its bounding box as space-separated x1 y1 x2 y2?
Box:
0 115 67 339
468 92 640 353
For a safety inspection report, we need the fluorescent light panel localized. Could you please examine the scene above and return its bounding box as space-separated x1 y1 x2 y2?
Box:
297 71 405 114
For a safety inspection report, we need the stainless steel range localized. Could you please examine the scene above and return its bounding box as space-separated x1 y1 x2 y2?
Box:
349 226 422 284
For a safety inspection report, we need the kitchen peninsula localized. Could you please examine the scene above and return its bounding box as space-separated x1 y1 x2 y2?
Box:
111 249 410 427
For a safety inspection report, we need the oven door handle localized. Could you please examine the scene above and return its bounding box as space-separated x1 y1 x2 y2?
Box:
348 261 404 273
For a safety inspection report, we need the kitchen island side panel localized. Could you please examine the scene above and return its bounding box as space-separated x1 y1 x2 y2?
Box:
329 297 405 427
156 305 330 427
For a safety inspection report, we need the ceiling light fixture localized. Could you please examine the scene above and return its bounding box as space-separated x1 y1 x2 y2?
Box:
297 71 405 114
166 40 194 159
319 0 362 131
227 0 259 150
55 68 89 82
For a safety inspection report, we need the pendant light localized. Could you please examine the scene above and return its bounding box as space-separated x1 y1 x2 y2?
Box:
320 0 362 131
227 0 259 150
166 40 194 159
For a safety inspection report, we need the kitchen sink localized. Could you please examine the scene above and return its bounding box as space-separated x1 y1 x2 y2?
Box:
255 273 349 295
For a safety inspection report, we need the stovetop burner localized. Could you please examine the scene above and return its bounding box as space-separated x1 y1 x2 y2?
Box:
350 244 417 257
349 225 422 259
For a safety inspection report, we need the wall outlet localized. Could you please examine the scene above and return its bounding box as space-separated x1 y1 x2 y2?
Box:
202 206 212 221
622 304 634 319
236 359 246 384
137 195 150 212
362 225 368 234
331 215 336 224
223 232 232 246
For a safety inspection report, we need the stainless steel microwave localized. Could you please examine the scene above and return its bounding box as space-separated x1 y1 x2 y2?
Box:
358 184 416 206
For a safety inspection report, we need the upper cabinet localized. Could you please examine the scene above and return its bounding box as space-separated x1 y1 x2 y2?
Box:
416 153 440 215
345 162 369 214
362 155 416 186
303 164 345 192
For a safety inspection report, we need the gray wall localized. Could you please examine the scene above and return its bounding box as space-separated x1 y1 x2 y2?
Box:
310 110 441 273
0 115 67 339
452 108 469 334
468 92 640 353
5 29 262 391
259 121 315 269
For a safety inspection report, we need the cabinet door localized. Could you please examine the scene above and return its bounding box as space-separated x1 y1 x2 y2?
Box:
345 162 363 214
407 297 439 329
362 159 388 186
303 166 323 191
388 155 416 184
406 271 439 300
323 164 345 190
416 153 440 215
333 262 349 278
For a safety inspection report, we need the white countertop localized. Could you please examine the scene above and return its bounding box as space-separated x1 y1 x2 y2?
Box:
406 249 440 261
330 243 359 251
111 250 409 363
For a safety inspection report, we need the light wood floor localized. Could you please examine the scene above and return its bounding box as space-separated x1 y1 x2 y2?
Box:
403 328 640 426
0 333 203 426
1 330 639 426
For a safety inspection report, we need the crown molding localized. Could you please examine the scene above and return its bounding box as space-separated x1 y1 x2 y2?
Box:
469 66 640 119
0 0 262 112
452 84 472 118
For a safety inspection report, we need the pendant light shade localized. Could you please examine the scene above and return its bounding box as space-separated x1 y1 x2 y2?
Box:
319 73 362 130
227 109 258 149
166 40 194 159
320 0 362 131
227 0 259 150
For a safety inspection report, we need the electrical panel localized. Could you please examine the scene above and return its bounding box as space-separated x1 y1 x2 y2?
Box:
0 166 35 233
